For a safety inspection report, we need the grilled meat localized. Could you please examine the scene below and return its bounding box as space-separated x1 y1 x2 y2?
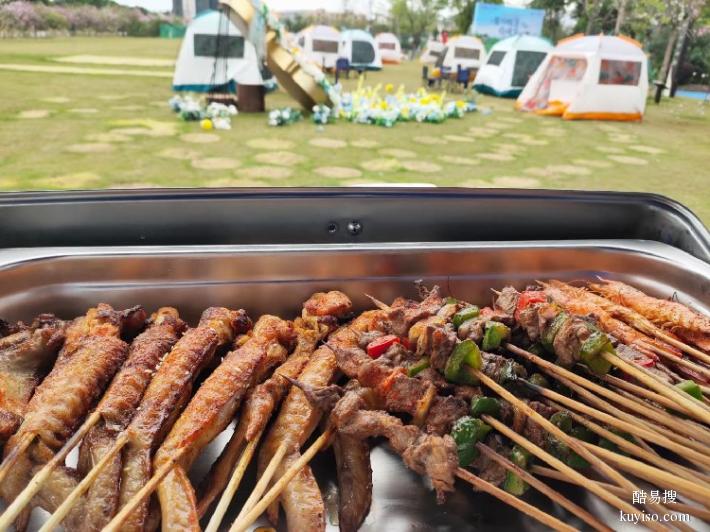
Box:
278 451 325 532
0 315 65 443
155 315 293 532
118 307 250 532
334 432 372 532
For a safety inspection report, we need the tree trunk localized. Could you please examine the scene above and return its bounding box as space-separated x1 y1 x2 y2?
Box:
585 0 599 34
660 28 678 83
614 0 627 34
669 15 693 96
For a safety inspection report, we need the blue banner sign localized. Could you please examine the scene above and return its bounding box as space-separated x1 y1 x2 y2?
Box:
472 3 545 38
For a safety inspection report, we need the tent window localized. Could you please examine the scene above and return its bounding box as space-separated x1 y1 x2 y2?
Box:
352 41 375 64
487 51 506 66
313 39 339 53
379 42 396 50
454 47 479 60
599 60 641 86
298 36 305 47
511 51 547 87
194 34 244 59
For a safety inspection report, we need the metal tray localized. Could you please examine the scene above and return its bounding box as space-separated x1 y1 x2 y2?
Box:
0 239 708 532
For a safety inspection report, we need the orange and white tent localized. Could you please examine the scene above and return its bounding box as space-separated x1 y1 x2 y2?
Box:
375 32 403 64
516 34 648 121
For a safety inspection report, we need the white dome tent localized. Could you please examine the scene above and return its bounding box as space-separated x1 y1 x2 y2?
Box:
516 34 649 121
375 32 403 64
419 40 445 65
474 35 552 98
440 35 486 72
296 25 341 70
172 10 265 93
340 29 383 71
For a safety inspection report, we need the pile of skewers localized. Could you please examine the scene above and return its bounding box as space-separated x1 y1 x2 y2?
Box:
0 278 708 531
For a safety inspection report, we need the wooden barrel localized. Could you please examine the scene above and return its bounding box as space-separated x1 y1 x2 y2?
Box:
237 84 265 112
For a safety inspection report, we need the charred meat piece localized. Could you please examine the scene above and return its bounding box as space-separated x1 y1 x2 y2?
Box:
334 432 372 532
494 287 520 317
425 395 469 436
0 315 65 443
155 315 293 532
118 307 251 532
386 286 444 337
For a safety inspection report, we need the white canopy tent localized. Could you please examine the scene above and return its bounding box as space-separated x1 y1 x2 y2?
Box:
516 34 649 121
474 35 552 98
375 32 403 64
296 25 341 69
441 35 486 71
419 40 445 65
340 29 382 71
172 10 264 93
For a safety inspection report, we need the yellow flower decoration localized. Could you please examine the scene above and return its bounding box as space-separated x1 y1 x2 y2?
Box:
385 83 394 93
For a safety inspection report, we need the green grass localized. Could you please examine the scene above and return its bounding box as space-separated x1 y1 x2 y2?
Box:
0 36 708 224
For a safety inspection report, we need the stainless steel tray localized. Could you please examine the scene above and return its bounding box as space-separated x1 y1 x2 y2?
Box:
0 239 708 531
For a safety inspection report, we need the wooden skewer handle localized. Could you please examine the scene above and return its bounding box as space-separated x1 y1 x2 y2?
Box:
0 432 34 485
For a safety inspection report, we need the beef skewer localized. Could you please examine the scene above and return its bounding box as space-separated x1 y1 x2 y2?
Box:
0 304 146 531
0 314 65 445
199 291 351 527
21 308 187 532
42 306 251 532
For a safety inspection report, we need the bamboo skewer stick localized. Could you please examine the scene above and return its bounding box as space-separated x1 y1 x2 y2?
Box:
481 415 664 531
643 342 710 380
507 344 706 436
475 443 612 532
551 400 710 487
103 445 189 532
229 427 333 532
602 352 710 424
0 432 34 485
230 441 289 530
583 443 710 509
526 379 710 469
642 325 710 366
454 468 577 532
204 431 262 532
0 411 101 529
532 466 710 523
39 432 129 532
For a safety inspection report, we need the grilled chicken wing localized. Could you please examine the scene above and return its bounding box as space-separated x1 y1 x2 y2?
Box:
334 433 372 532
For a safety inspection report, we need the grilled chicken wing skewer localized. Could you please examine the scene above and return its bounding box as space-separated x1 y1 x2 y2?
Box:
0 314 65 444
198 291 351 522
0 304 146 531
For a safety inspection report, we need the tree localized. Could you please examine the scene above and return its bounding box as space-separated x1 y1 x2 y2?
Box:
390 0 443 49
530 0 569 42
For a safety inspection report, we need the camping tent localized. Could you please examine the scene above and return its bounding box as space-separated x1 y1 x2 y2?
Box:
172 10 264 93
420 40 445 65
296 25 341 69
340 29 382 71
473 35 552 98
516 34 649 121
375 32 403 64
440 35 486 71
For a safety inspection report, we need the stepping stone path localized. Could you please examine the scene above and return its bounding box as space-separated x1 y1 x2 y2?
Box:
444 135 475 143
459 178 492 187
18 109 50 119
572 159 612 169
86 132 132 143
65 143 114 153
486 122 513 130
314 166 363 179
158 147 199 160
254 151 306 166
629 145 665 155
545 164 591 176
181 132 221 144
608 134 636 143
68 108 99 114
497 117 523 124
98 94 131 101
350 139 380 148
239 166 293 179
247 138 295 150
308 138 347 149
478 152 515 162
42 97 71 103
521 138 549 146
439 155 479 166
111 105 145 111
491 176 541 188
112 119 177 137
608 155 648 165
361 158 400 172
191 158 241 170
401 160 442 173
109 182 161 189
204 178 269 187
34 172 100 188
524 167 555 177
379 148 416 159
467 127 498 137
595 145 625 154
539 128 565 137
413 135 447 145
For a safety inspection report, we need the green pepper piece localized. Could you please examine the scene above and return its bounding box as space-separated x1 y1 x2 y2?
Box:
445 296 458 305
450 416 492 467
407 357 430 377
579 331 614 375
570 425 595 443
675 380 703 401
470 396 501 418
482 322 511 351
598 428 634 456
528 373 549 388
453 306 480 328
566 452 590 469
500 359 524 386
549 411 573 433
542 312 568 351
503 445 531 495
444 340 482 385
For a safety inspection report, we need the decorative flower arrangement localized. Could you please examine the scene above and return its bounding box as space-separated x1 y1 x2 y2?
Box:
311 104 333 125
268 107 303 127
168 95 238 130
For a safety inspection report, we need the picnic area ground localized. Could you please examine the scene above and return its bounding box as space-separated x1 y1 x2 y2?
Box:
0 36 708 223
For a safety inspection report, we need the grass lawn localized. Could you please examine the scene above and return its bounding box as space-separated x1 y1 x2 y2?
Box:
0 36 708 224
